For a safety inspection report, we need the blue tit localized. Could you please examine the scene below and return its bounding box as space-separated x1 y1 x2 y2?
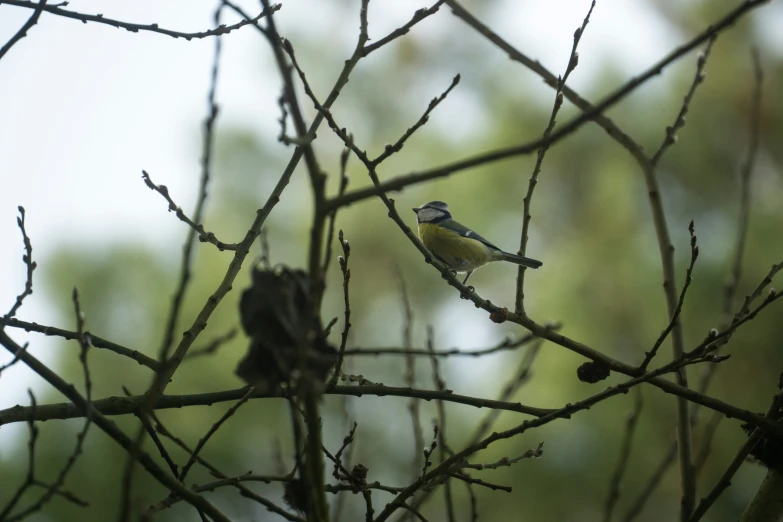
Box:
412 201 542 285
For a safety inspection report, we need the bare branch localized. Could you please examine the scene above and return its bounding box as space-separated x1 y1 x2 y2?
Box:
158 12 227 363
639 221 699 372
327 0 769 211
144 415 302 522
328 230 352 388
446 0 646 163
687 388 783 522
394 266 425 479
0 384 555 425
724 48 763 318
179 385 256 482
362 1 447 55
372 74 461 166
0 390 38 519
0 0 46 60
603 389 644 522
0 0 280 40
4 318 160 372
341 330 547 357
650 37 717 166
322 147 351 275
374 353 723 522
0 331 231 521
186 328 238 360
516 0 596 314
460 442 544 471
1 207 37 329
427 327 456 522
142 171 237 252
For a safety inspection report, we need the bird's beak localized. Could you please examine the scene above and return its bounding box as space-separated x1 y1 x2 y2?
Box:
412 207 420 213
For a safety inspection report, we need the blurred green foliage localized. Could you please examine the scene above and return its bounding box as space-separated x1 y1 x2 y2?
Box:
2 1 783 521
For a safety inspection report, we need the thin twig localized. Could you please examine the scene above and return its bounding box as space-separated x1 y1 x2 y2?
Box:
372 74 460 166
158 9 228 363
687 388 783 522
446 0 645 165
460 442 544 471
427 327 455 522
322 147 351 275
121 8 231 517
4 318 159 372
137 412 178 475
331 422 358 481
639 221 699 371
179 385 257 482
342 330 546 357
1 207 36 329
362 0 447 56
0 0 279 40
326 0 769 212
0 332 231 521
479 337 544 431
143 414 301 522
0 207 37 376
0 292 94 522
692 51 765 478
515 0 595 314
725 48 763 314
644 35 719 522
603 388 644 522
695 410 723 474
396 267 424 475
0 0 46 59
142 170 237 253
650 37 717 166
258 228 272 269
466 481 478 522
328 230 352 387
628 51 766 519
186 328 238 359
374 352 725 522
620 443 678 522
0 390 38 520
448 472 510 493
292 35 783 466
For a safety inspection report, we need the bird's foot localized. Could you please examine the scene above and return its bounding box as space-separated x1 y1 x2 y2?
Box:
459 285 475 299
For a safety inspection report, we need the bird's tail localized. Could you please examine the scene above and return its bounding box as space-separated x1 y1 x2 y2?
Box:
496 251 543 269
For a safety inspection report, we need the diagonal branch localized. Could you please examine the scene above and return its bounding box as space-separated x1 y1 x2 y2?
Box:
446 0 646 164
142 171 237 253
0 0 46 60
326 0 769 212
639 221 699 372
687 388 783 522
362 0 447 56
0 330 231 522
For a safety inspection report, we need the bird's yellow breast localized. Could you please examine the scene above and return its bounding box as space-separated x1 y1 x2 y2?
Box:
418 222 492 271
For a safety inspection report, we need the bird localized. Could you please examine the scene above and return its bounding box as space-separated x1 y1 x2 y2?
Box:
412 201 542 285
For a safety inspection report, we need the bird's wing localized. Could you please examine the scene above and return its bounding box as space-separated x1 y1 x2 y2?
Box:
439 218 501 251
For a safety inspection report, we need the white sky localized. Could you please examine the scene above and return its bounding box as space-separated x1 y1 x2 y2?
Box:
0 0 775 444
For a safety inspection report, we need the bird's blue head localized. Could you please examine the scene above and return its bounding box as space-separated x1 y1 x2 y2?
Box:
412 201 451 224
